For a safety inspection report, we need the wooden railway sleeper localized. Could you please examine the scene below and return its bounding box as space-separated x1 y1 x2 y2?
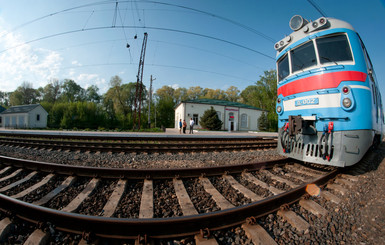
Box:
136 234 148 245
200 228 211 239
280 204 290 211
246 216 257 225
82 231 96 243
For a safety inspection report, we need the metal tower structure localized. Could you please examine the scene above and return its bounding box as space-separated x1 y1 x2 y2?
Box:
133 32 148 130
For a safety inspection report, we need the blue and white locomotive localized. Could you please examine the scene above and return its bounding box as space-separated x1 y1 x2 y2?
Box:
275 15 383 167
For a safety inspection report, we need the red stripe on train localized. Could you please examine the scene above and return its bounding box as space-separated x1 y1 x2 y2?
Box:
277 71 367 97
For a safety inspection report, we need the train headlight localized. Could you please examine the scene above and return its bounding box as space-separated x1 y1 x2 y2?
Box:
342 98 352 108
277 106 282 113
342 86 350 94
290 15 308 31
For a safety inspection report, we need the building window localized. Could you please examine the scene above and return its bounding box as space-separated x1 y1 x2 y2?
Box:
241 114 248 128
193 114 199 126
36 114 40 121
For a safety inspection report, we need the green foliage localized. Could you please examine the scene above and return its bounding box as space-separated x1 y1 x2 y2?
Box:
200 106 223 131
240 70 278 132
257 111 268 131
156 95 175 128
1 69 279 132
60 79 85 103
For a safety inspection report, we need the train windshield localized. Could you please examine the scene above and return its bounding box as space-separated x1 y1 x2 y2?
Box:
277 33 353 82
277 54 289 81
317 34 353 64
291 41 317 73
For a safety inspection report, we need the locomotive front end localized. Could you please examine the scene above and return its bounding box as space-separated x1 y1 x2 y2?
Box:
275 15 381 167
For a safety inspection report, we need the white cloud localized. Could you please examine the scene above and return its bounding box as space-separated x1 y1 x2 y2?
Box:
76 73 107 93
71 60 81 66
171 83 180 89
0 29 63 91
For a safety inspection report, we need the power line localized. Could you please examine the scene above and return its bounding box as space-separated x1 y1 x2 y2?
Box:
59 62 260 83
1 1 276 43
141 0 277 43
306 0 327 17
0 25 275 60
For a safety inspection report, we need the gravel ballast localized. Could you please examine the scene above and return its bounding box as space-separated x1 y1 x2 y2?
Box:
0 142 384 244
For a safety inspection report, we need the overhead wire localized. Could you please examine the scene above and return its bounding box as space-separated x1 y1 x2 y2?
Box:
0 25 275 60
116 1 133 62
306 0 327 17
58 62 256 83
0 1 276 43
0 0 277 88
82 10 94 30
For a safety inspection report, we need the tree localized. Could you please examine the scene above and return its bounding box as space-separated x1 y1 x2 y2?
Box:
240 70 277 132
186 86 204 100
200 106 222 130
258 111 268 131
60 79 85 102
86 85 101 103
202 88 226 100
42 79 62 103
9 82 39 105
154 86 176 128
105 76 135 117
256 70 277 131
225 86 240 102
174 87 188 104
0 91 10 106
240 85 260 108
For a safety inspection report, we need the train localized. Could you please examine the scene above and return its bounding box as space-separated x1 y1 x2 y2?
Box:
274 15 384 167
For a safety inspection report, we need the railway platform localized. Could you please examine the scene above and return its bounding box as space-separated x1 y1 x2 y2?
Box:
0 128 278 138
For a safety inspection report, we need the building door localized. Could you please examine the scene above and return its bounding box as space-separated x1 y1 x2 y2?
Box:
228 112 234 131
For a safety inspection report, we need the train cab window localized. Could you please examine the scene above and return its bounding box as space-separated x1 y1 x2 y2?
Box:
290 41 316 73
317 34 353 64
277 53 289 81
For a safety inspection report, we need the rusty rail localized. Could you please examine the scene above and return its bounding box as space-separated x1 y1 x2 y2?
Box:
0 158 339 239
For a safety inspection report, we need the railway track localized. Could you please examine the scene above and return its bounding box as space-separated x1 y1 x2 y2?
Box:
0 133 277 153
0 154 341 244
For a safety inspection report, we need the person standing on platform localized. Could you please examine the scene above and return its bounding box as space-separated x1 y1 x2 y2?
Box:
182 119 187 134
179 119 182 134
189 118 195 134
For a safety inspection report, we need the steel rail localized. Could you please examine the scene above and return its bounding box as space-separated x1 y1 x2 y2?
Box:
0 132 276 142
0 155 287 179
0 137 276 145
0 139 277 153
0 166 339 239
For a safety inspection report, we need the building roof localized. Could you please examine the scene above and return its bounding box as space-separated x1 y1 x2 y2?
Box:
180 99 263 111
0 106 5 113
0 104 46 115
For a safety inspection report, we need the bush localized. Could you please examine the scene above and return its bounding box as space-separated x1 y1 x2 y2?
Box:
258 112 268 131
200 106 223 131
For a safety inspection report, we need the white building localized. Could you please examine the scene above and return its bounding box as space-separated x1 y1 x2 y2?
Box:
175 99 265 131
0 104 48 129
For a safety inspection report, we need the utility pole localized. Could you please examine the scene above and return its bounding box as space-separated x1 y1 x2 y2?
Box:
133 32 148 130
148 75 155 128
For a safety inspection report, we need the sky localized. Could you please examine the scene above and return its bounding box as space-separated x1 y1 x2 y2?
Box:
0 0 384 97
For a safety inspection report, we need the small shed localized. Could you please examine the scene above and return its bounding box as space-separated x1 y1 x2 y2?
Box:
0 104 48 129
175 99 265 131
